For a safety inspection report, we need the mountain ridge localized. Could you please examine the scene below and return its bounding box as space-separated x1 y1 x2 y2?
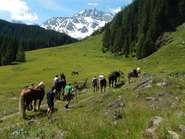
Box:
42 8 114 39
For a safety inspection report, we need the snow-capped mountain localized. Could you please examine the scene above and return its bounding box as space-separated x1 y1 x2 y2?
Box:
41 9 114 39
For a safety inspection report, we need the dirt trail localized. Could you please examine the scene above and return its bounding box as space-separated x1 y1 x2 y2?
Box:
0 112 19 121
0 95 95 121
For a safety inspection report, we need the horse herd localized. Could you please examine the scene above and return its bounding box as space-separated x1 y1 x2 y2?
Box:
19 68 141 118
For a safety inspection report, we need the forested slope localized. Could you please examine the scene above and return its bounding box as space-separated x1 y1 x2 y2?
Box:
103 0 185 59
0 19 77 66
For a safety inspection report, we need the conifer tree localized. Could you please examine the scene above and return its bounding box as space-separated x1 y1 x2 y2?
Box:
16 45 25 62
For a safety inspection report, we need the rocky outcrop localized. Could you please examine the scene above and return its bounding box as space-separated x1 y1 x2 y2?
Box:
167 130 180 139
144 116 163 139
106 96 125 121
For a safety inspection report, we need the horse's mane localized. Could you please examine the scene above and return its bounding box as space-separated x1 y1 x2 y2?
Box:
35 81 45 90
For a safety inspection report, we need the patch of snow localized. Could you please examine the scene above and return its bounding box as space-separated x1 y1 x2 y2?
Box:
42 9 114 39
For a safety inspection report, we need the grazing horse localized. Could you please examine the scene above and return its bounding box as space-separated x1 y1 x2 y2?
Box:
19 82 45 118
128 68 141 83
108 71 124 87
99 78 107 93
71 71 79 76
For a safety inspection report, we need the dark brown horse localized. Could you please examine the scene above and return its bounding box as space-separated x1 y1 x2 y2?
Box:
128 68 141 83
19 82 45 118
108 71 124 87
99 78 107 93
55 74 66 100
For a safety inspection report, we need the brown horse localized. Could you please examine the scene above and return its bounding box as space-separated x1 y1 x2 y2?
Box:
19 81 45 118
108 71 124 87
99 78 107 93
128 68 141 83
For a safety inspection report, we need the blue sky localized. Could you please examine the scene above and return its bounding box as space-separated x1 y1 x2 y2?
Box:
0 0 132 25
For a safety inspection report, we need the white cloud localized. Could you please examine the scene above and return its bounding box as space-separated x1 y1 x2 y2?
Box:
110 7 122 14
88 2 99 6
0 0 38 22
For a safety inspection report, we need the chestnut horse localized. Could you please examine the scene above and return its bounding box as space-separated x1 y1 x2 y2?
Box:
19 82 45 118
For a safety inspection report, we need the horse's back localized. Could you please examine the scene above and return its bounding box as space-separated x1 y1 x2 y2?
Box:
25 89 45 101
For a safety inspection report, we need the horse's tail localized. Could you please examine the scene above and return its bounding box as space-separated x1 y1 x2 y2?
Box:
104 79 107 88
19 93 26 118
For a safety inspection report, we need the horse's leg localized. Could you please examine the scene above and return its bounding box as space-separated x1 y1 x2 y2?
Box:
115 79 117 87
76 92 78 102
28 101 33 111
25 103 28 112
58 90 61 100
128 76 130 84
101 86 103 93
34 100 37 111
30 102 33 110
61 88 64 98
27 104 31 111
23 104 27 118
38 99 42 111
109 80 111 88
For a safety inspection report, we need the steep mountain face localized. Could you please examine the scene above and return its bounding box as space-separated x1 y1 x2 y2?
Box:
42 9 114 39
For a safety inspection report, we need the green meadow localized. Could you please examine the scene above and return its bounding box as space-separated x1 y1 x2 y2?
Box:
0 24 185 138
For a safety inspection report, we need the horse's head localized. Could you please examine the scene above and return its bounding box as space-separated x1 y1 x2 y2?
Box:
118 71 124 76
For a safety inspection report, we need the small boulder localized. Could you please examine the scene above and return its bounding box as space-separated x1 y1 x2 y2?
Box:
55 130 64 139
148 116 163 128
26 119 39 125
107 96 125 121
145 97 156 101
167 130 180 139
108 96 125 109
178 124 185 133
134 79 153 91
158 92 170 97
156 82 168 88
144 127 156 139
113 110 123 120
144 116 163 139
81 88 88 93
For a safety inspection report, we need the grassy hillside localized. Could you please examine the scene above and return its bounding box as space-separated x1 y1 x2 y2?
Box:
138 24 185 72
0 24 185 138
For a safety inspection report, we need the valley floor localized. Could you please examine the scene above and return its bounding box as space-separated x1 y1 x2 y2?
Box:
0 24 185 138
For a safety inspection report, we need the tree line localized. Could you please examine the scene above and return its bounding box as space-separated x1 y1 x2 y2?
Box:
0 19 77 66
103 0 185 59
